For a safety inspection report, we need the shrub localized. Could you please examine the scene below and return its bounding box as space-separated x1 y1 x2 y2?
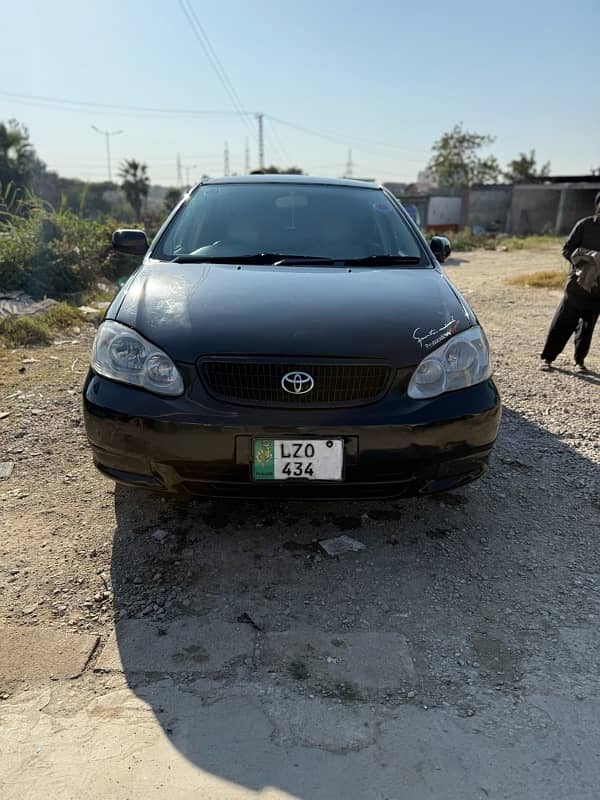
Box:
0 192 143 299
0 315 53 346
0 302 85 347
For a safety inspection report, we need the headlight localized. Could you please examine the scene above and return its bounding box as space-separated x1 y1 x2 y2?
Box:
408 326 491 399
91 320 184 396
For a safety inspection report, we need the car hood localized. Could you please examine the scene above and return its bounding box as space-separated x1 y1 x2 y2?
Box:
113 262 473 366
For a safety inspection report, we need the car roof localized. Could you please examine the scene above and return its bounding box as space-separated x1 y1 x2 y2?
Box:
201 175 381 190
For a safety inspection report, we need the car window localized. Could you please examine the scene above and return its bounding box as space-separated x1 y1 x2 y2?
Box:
153 183 425 263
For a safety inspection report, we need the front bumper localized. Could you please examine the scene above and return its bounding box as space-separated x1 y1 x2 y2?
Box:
83 373 501 498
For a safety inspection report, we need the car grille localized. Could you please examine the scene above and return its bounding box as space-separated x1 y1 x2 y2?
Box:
199 359 394 407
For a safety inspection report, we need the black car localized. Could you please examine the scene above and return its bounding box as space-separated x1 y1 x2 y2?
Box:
83 176 500 498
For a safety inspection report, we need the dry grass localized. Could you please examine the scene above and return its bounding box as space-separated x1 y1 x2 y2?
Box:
446 229 563 253
501 235 563 251
507 270 567 289
0 303 86 348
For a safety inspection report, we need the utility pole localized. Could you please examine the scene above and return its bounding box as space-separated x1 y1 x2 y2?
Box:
185 164 198 186
224 141 230 176
256 113 264 170
244 138 250 174
176 153 183 188
91 125 123 183
344 148 354 179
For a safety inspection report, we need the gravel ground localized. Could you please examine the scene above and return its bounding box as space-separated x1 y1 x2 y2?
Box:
1 245 599 728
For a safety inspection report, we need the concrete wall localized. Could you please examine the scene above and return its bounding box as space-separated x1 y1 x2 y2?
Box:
556 188 598 235
510 186 560 235
427 196 462 228
388 181 600 235
467 186 512 232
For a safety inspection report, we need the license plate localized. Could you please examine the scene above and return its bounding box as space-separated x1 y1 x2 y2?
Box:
252 439 343 481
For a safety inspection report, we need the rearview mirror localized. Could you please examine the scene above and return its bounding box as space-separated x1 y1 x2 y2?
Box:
275 193 308 209
112 229 149 256
430 235 451 263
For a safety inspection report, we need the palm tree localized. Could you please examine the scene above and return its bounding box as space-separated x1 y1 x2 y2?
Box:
163 186 182 215
118 159 150 220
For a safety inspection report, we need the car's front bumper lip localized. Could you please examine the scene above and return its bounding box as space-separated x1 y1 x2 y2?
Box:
83 373 501 498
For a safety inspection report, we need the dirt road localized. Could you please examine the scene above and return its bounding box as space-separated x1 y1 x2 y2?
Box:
1 247 599 799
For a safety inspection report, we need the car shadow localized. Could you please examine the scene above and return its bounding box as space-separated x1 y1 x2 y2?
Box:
442 256 470 267
108 406 599 797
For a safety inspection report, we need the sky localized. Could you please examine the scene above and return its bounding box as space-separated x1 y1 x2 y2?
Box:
1 0 598 186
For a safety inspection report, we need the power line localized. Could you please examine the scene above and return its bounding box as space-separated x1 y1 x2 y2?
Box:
0 88 426 158
184 162 199 185
266 115 291 165
178 0 255 137
0 89 252 117
90 126 122 182
0 88 426 157
266 114 429 161
1 88 428 166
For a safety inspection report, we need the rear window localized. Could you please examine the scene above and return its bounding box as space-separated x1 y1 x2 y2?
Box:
153 183 425 263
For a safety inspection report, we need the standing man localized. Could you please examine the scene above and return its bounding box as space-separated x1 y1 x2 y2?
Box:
540 192 600 372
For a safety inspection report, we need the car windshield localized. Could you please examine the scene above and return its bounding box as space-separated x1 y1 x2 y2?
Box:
153 182 426 264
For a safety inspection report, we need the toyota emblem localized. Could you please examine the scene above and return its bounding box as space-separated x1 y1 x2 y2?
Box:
281 371 315 395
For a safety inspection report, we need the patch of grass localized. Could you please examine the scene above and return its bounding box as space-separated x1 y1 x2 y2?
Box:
43 303 86 328
501 235 563 251
0 302 86 348
439 228 563 253
77 286 118 307
444 228 496 252
0 315 52 346
507 270 567 289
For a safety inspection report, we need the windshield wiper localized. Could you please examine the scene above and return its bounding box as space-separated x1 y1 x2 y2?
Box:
172 253 335 265
341 255 422 266
273 256 336 265
171 253 422 266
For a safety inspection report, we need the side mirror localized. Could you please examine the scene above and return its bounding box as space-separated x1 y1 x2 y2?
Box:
112 229 149 256
430 235 451 263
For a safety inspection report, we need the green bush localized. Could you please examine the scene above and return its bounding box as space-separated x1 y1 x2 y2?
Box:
0 195 143 299
443 228 497 251
0 314 53 346
0 302 85 347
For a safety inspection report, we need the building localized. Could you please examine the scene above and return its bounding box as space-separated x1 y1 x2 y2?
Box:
385 176 600 235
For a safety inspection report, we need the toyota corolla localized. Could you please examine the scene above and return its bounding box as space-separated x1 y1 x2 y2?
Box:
83 175 501 498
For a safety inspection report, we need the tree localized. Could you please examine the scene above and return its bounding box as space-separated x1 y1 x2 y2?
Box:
504 150 550 183
118 159 150 220
163 186 183 214
427 124 499 189
0 119 45 191
250 165 303 174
